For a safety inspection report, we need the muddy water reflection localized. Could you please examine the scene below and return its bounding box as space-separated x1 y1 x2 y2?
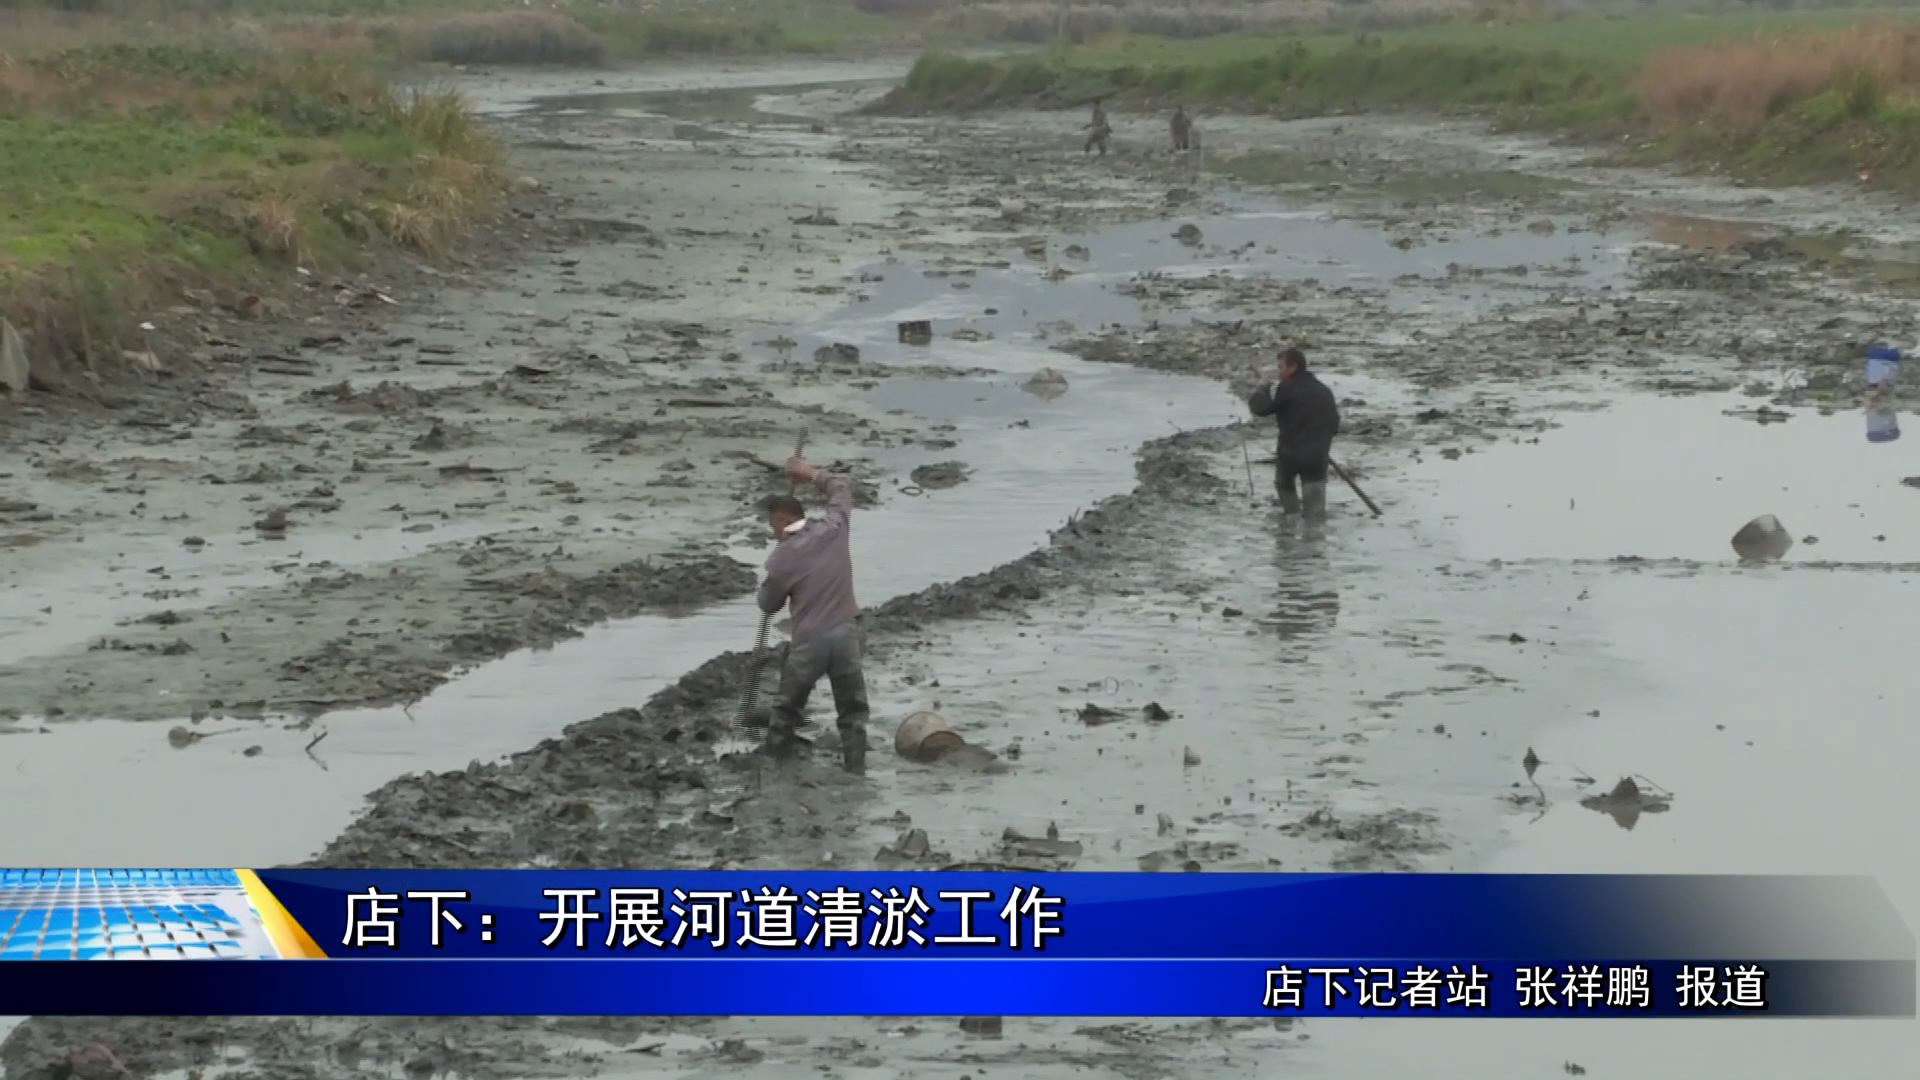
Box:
1305 569 1920 1078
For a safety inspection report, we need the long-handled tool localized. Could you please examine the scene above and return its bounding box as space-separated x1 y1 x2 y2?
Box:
732 431 811 742
1236 424 1257 502
1330 458 1383 518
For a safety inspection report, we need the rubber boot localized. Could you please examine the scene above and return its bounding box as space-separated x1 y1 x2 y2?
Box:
1301 481 1328 522
759 726 811 761
838 726 868 776
1276 480 1302 516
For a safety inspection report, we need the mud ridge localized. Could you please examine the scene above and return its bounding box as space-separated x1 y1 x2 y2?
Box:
308 429 1234 870
283 551 760 715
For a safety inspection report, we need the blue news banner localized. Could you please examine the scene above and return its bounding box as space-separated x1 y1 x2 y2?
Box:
0 871 1912 1017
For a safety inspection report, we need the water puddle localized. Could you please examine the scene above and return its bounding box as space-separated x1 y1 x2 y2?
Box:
1289 392 1920 1078
1407 393 1920 565
1299 564 1920 1077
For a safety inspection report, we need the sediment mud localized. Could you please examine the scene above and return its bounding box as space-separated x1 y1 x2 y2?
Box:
8 61 1920 1080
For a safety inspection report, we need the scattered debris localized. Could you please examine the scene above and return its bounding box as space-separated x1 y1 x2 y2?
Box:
909 461 970 490
812 342 860 365
1580 776 1674 831
167 725 245 749
1000 825 1081 863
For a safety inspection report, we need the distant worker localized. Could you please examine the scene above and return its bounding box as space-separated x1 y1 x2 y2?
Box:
1248 347 1341 521
757 456 869 775
1170 105 1192 152
1084 98 1112 157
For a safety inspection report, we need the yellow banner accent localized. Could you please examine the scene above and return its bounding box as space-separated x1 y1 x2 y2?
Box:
235 869 329 959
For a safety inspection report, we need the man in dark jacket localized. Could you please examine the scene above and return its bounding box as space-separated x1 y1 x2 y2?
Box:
1248 347 1340 521
1170 105 1192 152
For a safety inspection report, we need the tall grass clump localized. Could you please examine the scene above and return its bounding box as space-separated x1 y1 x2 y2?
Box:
924 1 1469 47
0 35 502 389
1638 24 1920 135
399 11 607 67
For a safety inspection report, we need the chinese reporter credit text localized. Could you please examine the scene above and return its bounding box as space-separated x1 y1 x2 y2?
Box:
0 870 1911 1017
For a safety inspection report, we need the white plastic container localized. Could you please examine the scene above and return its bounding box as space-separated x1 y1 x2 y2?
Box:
1866 403 1900 444
1865 343 1901 390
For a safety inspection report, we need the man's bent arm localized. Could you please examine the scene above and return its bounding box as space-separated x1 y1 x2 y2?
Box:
818 472 853 532
757 555 791 615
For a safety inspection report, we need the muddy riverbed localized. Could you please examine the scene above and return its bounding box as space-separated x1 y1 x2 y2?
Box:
4 56 1919 1080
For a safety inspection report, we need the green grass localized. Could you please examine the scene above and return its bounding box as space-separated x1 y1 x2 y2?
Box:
0 42 502 379
890 10 1907 116
879 9 1920 189
4 0 914 67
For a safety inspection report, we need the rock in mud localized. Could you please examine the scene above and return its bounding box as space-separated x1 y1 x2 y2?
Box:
909 461 970 490
812 342 859 365
1730 514 1793 561
0 317 31 394
1021 367 1069 400
1580 776 1672 831
959 1016 1003 1038
1001 826 1081 863
1173 223 1203 245
875 828 948 869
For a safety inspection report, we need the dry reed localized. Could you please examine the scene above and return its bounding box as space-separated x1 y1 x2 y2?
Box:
1639 24 1920 133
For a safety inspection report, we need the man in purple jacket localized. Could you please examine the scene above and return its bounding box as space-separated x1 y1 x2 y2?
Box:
757 456 869 774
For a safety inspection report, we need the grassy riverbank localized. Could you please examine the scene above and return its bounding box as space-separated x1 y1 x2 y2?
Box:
880 10 1920 188
1 1 909 68
0 35 502 388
